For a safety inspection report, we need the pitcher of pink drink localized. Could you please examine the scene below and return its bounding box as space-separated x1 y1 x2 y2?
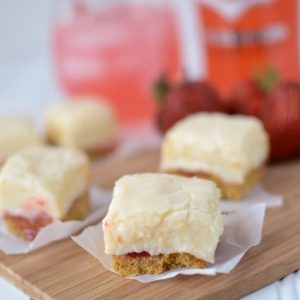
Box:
53 0 181 124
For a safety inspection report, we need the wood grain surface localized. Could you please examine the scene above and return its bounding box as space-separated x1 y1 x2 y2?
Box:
0 148 300 300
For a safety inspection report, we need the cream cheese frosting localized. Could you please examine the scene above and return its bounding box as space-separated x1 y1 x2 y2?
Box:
103 173 223 263
0 145 90 219
160 113 269 184
0 116 40 159
45 98 118 150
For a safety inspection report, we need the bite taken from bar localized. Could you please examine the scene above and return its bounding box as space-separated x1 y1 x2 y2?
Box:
0 145 91 241
103 173 223 276
160 113 270 200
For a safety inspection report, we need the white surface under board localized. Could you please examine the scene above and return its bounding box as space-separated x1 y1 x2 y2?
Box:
0 278 30 300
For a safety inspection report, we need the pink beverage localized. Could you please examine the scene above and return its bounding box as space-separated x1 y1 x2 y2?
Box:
53 1 180 124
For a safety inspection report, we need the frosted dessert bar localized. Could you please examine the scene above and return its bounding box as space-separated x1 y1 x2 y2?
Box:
160 113 269 200
103 173 223 276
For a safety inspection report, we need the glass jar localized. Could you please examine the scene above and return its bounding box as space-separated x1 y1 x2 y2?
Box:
53 0 180 124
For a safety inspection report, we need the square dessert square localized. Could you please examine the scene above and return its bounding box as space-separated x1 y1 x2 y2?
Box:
160 113 270 200
45 99 118 157
0 116 39 162
0 145 90 241
103 173 223 276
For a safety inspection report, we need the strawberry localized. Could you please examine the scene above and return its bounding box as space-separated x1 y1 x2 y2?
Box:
230 68 278 117
229 80 265 116
154 77 226 133
260 81 300 160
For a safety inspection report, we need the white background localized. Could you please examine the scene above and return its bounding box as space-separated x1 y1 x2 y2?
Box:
0 0 62 119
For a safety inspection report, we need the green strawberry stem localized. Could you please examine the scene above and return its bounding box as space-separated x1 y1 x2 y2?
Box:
153 73 170 104
254 67 278 93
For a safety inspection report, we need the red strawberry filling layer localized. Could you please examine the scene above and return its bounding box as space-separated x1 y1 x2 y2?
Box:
3 212 53 241
126 251 151 258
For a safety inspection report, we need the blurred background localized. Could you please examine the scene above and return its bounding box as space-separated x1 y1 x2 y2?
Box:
0 0 60 118
0 0 300 157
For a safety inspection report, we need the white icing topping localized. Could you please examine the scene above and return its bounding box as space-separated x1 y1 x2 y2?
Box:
161 113 269 183
45 98 118 150
0 145 90 219
0 116 40 159
103 173 223 263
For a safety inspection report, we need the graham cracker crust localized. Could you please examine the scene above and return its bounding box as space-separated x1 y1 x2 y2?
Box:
46 136 116 160
85 142 117 160
165 166 264 200
3 190 90 241
62 190 90 221
112 252 207 276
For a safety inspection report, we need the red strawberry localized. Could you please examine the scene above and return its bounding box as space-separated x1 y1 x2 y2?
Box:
230 68 278 117
260 81 300 160
230 80 265 116
154 77 226 133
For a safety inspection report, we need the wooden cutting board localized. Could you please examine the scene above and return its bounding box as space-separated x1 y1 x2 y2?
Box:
1 148 300 300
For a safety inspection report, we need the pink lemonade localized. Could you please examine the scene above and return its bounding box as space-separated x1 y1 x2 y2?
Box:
53 2 180 124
